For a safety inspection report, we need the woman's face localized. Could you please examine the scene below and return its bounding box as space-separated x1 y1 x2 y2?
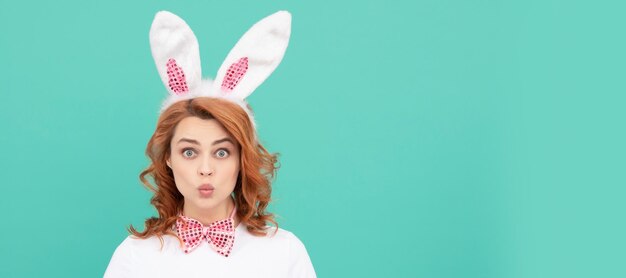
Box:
167 116 241 214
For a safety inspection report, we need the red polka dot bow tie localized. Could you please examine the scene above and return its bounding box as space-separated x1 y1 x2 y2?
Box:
175 207 236 257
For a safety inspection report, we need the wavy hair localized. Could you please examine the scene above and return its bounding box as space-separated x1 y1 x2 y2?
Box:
128 97 279 242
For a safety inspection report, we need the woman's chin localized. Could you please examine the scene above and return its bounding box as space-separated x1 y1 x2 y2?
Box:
187 196 228 210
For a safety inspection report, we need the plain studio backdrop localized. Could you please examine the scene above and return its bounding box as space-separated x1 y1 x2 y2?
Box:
0 0 624 277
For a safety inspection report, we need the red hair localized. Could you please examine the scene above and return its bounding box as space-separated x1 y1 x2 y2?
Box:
128 97 279 241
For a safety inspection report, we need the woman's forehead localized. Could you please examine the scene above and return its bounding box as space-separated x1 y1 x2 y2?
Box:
172 117 235 145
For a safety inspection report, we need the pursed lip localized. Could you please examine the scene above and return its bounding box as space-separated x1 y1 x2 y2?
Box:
198 183 214 190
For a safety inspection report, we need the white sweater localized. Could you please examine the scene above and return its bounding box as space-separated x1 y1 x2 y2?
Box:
103 223 316 278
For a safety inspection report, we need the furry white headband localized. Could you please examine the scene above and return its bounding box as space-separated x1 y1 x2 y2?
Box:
149 10 292 130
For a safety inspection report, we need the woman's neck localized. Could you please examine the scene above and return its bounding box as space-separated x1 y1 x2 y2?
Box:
182 196 239 227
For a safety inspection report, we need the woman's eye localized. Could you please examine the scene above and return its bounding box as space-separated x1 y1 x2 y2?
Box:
216 149 229 158
182 149 196 158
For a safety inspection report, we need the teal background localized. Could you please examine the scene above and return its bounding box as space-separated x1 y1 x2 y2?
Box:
1 0 624 277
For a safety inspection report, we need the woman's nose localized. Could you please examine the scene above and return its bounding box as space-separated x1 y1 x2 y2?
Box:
198 157 214 176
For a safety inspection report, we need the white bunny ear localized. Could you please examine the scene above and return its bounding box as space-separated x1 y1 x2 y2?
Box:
150 11 202 95
213 11 291 99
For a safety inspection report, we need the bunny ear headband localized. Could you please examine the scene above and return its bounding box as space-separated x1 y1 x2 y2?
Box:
149 10 292 130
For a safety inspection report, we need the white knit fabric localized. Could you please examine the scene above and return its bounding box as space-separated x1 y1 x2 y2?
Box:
104 224 316 278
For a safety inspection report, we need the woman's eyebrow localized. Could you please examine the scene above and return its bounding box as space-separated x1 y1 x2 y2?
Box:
177 137 234 146
212 137 234 146
177 138 200 145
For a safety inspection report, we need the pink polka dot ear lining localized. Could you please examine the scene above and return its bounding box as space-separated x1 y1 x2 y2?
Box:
166 58 189 95
148 10 292 129
221 57 249 92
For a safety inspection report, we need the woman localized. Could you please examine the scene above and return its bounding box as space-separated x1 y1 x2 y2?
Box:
104 10 316 277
